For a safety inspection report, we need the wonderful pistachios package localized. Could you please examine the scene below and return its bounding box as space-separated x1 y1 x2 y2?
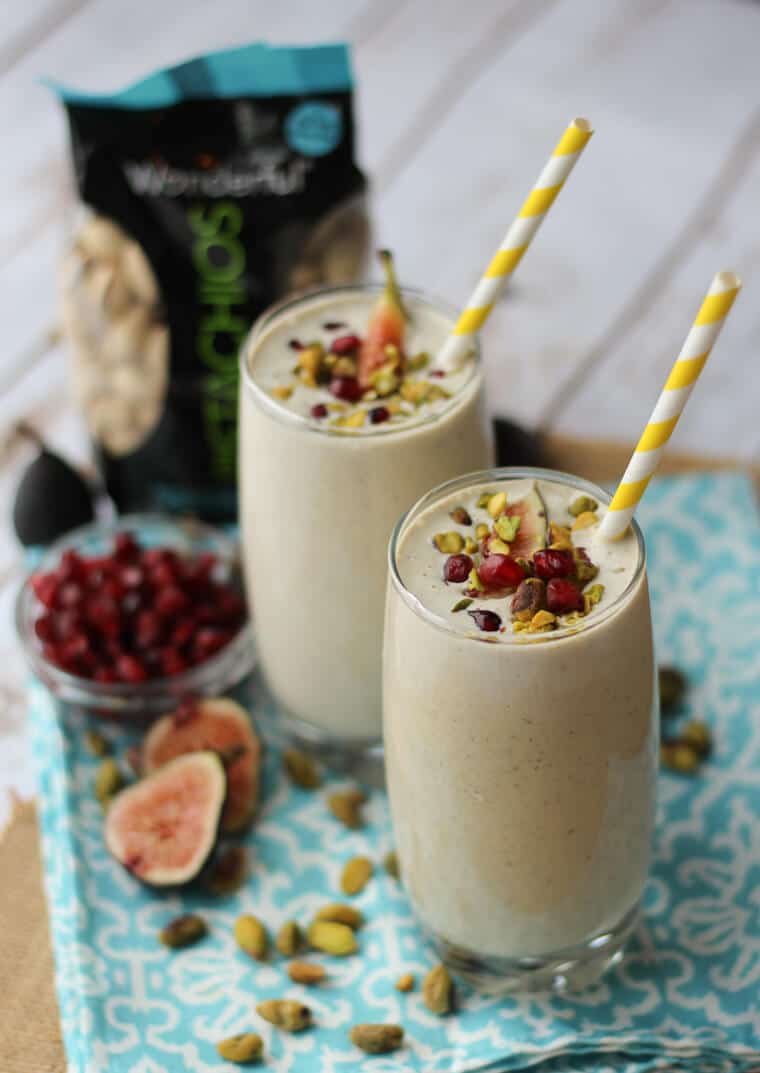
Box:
52 43 368 519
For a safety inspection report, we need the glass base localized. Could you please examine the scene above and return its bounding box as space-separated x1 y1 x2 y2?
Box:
430 903 640 994
279 709 385 788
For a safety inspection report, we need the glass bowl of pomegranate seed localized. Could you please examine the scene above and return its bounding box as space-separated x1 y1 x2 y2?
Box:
15 514 255 720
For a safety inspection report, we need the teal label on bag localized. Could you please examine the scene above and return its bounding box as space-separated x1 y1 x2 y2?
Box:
285 101 342 157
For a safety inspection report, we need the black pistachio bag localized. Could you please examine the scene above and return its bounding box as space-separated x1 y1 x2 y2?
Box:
53 43 368 520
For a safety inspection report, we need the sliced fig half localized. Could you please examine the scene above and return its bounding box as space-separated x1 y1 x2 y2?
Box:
105 752 225 887
142 698 261 833
503 484 548 560
357 249 408 389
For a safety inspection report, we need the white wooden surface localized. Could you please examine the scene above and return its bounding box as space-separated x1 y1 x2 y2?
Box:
1 0 759 826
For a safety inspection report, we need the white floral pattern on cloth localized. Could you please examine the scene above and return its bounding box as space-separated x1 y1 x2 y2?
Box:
29 475 760 1073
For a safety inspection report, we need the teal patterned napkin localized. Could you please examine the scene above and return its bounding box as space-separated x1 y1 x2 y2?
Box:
30 474 760 1072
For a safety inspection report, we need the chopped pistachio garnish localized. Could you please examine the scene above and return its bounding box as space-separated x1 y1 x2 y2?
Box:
494 515 521 542
467 567 485 592
334 410 366 429
475 523 489 541
433 531 464 553
487 492 507 518
400 379 430 405
569 494 599 517
488 538 511 555
549 522 572 546
528 609 557 632
271 385 293 400
464 537 478 554
572 511 598 531
451 597 473 613
450 506 472 526
585 583 605 606
407 351 430 371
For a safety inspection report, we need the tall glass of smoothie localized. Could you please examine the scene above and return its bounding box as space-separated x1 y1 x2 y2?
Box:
239 255 491 764
384 467 657 991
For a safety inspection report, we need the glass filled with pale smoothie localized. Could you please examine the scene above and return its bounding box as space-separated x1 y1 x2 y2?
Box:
384 467 657 991
239 256 491 763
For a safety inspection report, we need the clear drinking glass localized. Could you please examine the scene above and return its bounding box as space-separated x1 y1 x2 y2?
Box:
384 467 658 992
238 284 492 768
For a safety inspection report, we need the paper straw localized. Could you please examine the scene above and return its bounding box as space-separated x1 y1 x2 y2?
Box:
434 117 594 373
598 270 742 541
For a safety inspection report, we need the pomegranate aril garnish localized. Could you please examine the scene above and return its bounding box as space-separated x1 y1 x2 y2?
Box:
310 403 328 419
369 406 390 424
94 667 117 684
546 578 584 615
443 554 473 583
532 548 575 580
329 375 363 402
478 554 526 591
288 338 304 351
330 333 362 355
430 369 445 379
468 609 502 632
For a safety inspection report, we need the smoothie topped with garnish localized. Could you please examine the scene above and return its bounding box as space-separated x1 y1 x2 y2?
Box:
396 476 640 639
248 251 476 432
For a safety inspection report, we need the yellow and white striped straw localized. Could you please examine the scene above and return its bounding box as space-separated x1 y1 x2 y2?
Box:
598 270 742 541
434 117 594 373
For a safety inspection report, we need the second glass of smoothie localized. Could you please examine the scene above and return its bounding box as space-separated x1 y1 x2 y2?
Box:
384 467 658 991
239 268 491 763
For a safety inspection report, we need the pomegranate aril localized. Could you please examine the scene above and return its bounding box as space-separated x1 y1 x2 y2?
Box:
369 406 390 424
546 578 584 615
532 548 575 580
34 615 55 643
58 582 84 608
329 376 363 402
58 549 85 581
94 667 117 684
62 634 90 661
194 628 232 660
217 592 245 623
443 554 473 583
310 403 328 419
31 573 57 609
135 611 163 648
330 333 361 355
288 338 304 351
114 532 140 561
120 566 144 589
161 648 188 676
155 587 189 617
478 554 526 591
115 654 147 683
85 597 121 637
171 620 196 647
53 609 84 640
468 609 502 632
430 369 446 379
